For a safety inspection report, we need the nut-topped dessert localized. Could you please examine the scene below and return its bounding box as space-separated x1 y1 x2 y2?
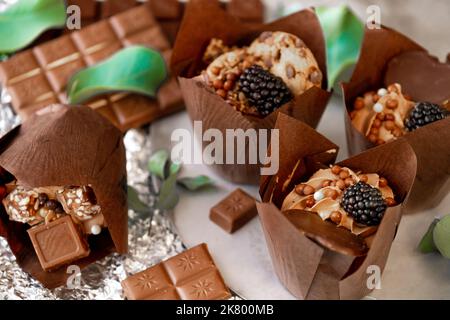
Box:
350 83 448 145
201 31 323 117
282 165 396 243
0 105 127 285
2 179 105 271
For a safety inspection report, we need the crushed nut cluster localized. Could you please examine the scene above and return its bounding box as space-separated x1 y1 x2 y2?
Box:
57 186 101 221
3 186 41 224
3 186 65 224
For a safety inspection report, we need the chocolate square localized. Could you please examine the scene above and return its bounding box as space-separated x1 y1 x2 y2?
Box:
157 77 183 110
149 0 182 19
33 35 79 66
121 264 174 300
71 20 117 51
109 5 157 38
176 270 231 300
111 95 159 129
18 97 59 120
27 215 90 271
121 243 230 300
8 73 53 109
0 51 39 84
210 188 257 233
164 244 215 285
46 58 86 92
122 27 170 51
100 0 138 18
84 42 123 65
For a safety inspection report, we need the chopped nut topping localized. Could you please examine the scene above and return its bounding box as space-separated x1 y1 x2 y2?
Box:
57 186 100 220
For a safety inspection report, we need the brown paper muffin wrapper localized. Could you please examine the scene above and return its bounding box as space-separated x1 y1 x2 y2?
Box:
342 26 450 212
0 105 127 288
257 113 417 299
171 0 331 184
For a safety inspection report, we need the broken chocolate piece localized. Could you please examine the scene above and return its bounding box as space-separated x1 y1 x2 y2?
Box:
121 243 230 300
210 188 257 233
27 215 90 271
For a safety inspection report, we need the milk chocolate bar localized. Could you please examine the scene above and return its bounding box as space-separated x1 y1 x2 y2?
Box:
210 188 257 233
121 243 231 300
27 215 90 271
0 5 183 132
67 0 264 44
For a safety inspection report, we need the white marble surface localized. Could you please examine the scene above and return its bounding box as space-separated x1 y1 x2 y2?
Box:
150 95 450 299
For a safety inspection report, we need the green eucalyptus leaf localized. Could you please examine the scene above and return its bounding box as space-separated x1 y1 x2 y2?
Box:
156 172 179 210
148 149 170 180
316 5 364 88
169 161 181 176
178 175 214 191
433 215 450 258
67 46 168 104
418 218 439 253
127 185 151 213
0 0 66 53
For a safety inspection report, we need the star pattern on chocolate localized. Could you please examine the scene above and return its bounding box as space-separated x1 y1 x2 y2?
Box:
190 279 214 298
224 196 244 213
135 273 158 291
177 253 200 271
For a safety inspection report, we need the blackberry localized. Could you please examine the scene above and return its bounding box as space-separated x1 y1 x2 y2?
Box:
341 181 387 226
238 65 292 116
404 102 446 131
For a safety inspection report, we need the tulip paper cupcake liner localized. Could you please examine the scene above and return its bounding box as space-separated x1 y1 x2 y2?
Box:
257 113 417 299
171 0 331 184
0 105 127 288
342 26 450 212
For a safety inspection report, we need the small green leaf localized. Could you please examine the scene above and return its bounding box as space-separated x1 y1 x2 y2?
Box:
178 175 214 191
67 46 168 104
433 215 450 259
156 173 179 210
169 161 181 176
127 185 151 213
418 218 439 253
0 0 66 53
148 149 170 179
316 6 364 88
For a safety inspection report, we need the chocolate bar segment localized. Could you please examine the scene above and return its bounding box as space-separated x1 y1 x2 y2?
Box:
210 188 257 233
67 1 264 45
0 4 184 131
27 215 90 271
121 243 231 300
